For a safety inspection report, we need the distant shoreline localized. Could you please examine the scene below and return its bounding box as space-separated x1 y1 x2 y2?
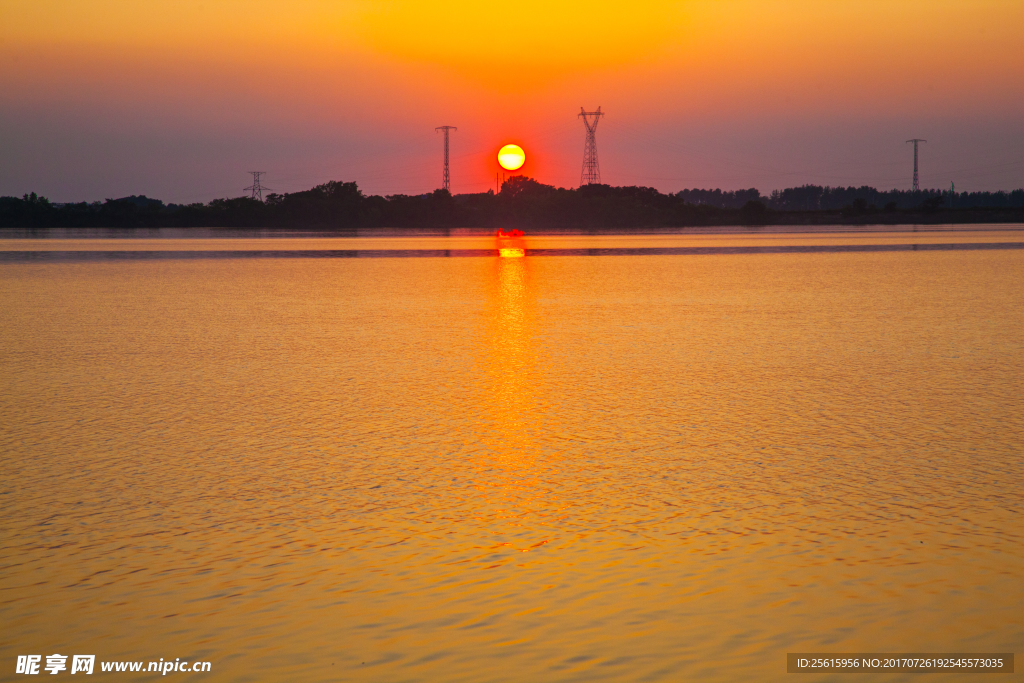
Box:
4 179 1023 233
2 220 1023 240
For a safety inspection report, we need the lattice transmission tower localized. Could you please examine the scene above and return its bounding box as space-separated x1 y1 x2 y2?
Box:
245 171 267 201
435 126 457 192
906 139 926 191
579 107 604 185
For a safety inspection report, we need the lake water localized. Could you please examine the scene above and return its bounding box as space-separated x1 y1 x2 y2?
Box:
2 229 1022 681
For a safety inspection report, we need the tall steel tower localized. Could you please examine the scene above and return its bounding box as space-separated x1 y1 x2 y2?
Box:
906 139 926 191
435 126 457 192
579 107 604 185
245 171 266 201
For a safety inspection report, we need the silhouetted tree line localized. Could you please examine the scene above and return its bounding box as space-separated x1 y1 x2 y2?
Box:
3 178 1023 230
764 184 1024 211
675 188 763 208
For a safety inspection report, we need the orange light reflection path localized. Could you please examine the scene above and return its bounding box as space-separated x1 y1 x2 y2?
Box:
471 249 560 558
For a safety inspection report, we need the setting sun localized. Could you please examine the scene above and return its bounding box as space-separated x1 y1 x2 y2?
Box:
498 144 525 171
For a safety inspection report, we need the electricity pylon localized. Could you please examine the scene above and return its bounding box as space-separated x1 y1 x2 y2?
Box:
906 139 926 191
435 126 457 192
579 107 604 185
245 172 266 201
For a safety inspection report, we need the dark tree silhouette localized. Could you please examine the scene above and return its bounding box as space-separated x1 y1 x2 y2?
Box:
2 180 1022 230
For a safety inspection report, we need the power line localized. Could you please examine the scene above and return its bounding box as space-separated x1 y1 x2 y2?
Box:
244 171 267 201
906 139 927 191
579 107 604 185
435 126 457 192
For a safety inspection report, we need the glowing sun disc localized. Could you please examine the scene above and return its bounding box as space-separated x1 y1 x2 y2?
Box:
498 144 525 171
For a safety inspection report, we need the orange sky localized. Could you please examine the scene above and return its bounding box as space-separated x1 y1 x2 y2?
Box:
1 0 1022 201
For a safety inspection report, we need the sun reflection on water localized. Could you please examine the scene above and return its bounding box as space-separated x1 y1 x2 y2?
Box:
496 230 526 259
473 252 550 548
486 254 534 440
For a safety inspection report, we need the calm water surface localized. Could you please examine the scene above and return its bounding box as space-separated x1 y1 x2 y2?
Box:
2 230 1022 681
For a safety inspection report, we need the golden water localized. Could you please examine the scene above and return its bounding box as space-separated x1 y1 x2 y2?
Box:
2 234 1022 681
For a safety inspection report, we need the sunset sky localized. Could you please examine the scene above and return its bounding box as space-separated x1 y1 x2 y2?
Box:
2 0 1022 202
